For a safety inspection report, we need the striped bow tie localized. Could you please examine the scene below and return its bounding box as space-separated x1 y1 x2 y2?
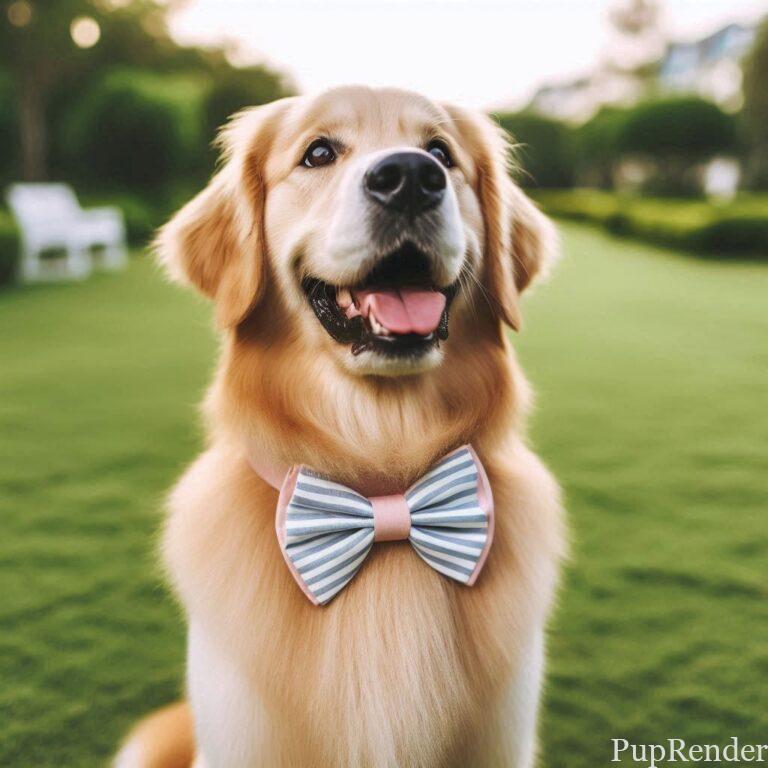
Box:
267 445 494 605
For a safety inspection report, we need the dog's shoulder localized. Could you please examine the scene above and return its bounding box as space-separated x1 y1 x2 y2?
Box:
161 446 275 611
479 438 568 604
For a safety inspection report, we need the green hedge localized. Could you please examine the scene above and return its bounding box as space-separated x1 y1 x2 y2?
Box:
534 190 768 259
0 74 18 184
78 192 166 247
0 211 20 286
61 69 207 194
495 112 575 188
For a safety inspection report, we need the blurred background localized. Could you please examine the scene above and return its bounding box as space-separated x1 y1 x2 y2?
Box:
1 1 766 766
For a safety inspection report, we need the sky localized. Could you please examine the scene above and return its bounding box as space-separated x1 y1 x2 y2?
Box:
169 0 767 109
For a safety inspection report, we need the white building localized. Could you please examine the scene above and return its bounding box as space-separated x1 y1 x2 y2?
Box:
527 22 758 122
659 23 756 108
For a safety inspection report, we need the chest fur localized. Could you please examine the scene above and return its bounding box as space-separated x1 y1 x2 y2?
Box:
164 447 563 767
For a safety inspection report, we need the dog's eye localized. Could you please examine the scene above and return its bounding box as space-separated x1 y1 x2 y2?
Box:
426 139 453 168
302 139 336 168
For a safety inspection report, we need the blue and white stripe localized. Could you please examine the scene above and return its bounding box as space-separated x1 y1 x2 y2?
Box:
405 447 489 584
281 448 490 604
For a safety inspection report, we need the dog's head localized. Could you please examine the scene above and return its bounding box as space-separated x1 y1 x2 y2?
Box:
157 86 556 378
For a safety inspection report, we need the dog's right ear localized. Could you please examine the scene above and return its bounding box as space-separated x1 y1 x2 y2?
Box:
154 99 291 328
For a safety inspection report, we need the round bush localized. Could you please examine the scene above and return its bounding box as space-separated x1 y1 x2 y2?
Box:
495 112 575 188
62 69 207 193
574 107 629 187
617 97 738 161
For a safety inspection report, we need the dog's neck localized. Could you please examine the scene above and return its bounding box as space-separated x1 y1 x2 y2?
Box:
206 327 525 494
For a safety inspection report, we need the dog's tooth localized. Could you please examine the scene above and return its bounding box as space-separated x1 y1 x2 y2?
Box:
369 313 391 337
337 288 352 309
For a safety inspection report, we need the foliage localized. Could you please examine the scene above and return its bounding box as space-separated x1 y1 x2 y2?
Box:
61 69 207 194
502 98 737 194
0 210 20 285
614 97 739 195
203 65 292 150
741 17 768 189
573 106 629 188
0 73 18 183
79 193 166 246
56 60 290 198
0 0 291 181
1 0 169 178
0 192 159 287
495 111 575 188
1 232 767 765
616 96 738 161
534 189 768 258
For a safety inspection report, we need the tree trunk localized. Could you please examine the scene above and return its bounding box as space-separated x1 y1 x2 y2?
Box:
18 69 48 181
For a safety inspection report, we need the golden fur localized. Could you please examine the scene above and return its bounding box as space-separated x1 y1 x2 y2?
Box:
115 86 565 768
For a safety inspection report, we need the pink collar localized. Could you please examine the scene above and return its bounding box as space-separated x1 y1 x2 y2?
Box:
247 449 290 492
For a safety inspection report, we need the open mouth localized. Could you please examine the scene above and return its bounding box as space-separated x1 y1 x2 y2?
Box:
302 243 458 357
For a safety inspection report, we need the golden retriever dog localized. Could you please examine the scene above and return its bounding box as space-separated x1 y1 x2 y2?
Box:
114 86 565 768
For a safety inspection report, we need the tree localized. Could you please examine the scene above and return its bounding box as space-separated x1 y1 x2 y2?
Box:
616 97 738 195
62 69 207 193
1 0 290 183
617 97 737 161
0 0 179 180
742 17 768 190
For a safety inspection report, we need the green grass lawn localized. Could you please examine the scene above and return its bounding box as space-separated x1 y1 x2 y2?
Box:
1 223 766 767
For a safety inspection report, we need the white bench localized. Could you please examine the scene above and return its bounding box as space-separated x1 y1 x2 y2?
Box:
5 183 127 282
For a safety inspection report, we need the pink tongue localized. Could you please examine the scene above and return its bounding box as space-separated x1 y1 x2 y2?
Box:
348 288 446 335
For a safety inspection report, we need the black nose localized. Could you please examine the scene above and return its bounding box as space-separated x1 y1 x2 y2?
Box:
364 151 446 216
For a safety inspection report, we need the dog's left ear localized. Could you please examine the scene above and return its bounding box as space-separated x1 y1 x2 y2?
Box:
444 105 559 331
155 99 291 328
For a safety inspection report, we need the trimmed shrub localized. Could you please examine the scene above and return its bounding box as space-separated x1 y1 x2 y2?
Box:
615 98 739 196
533 189 768 259
696 216 768 255
62 69 207 194
80 192 163 247
617 97 738 161
529 189 622 225
495 112 576 188
0 73 18 183
574 107 629 188
0 211 20 287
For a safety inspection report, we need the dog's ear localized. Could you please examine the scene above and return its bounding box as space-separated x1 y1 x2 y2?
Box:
443 105 558 331
155 99 290 328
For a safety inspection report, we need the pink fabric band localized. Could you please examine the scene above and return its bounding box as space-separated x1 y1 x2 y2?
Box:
371 494 411 542
248 451 288 491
